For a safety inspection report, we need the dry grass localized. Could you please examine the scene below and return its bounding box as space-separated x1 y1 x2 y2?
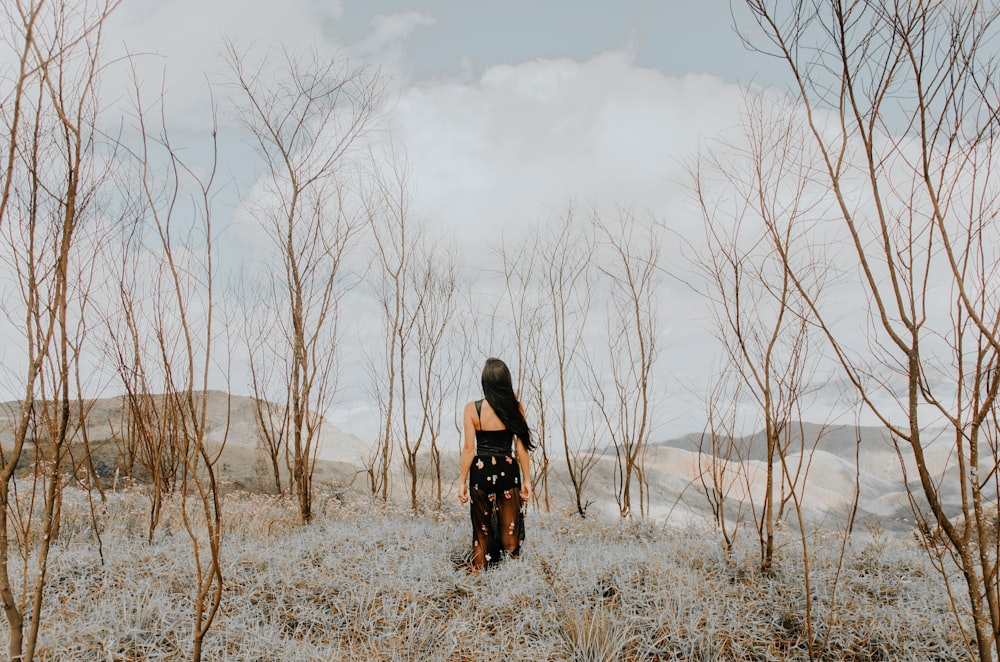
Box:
0 485 970 660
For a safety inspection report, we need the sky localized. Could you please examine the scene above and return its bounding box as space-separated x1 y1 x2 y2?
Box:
88 1 800 440
102 0 786 232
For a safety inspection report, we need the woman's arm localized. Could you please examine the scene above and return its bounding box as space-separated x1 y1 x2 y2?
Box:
515 401 531 500
515 437 531 501
457 402 477 503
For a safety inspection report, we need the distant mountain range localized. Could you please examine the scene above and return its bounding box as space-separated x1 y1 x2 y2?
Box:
0 393 973 534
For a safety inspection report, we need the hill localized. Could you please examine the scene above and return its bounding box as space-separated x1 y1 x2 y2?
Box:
0 392 371 494
0 393 974 533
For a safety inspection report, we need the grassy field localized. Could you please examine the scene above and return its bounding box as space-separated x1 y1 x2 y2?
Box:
1 484 970 660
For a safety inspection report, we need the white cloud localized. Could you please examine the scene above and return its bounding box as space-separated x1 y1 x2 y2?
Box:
393 49 745 246
101 0 346 128
352 11 435 86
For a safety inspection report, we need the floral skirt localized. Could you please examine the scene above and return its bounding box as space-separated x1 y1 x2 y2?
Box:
468 453 524 570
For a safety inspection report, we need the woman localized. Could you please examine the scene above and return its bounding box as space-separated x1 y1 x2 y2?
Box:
457 357 533 571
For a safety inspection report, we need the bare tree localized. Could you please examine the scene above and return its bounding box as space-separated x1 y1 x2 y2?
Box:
520 327 552 512
148 194 229 662
697 372 749 552
0 0 120 658
234 277 291 495
363 149 463 510
107 230 185 540
412 246 463 510
589 207 661 519
248 360 291 495
692 93 829 574
228 44 379 522
363 150 413 503
495 236 553 510
741 2 1000 658
119 72 229 659
535 206 600 517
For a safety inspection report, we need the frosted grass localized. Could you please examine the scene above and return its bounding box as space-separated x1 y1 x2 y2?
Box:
0 486 970 660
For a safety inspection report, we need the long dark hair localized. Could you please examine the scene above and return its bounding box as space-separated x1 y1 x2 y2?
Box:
481 357 533 451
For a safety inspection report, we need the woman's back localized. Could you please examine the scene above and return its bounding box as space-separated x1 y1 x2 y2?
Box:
474 400 514 455
473 398 505 431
